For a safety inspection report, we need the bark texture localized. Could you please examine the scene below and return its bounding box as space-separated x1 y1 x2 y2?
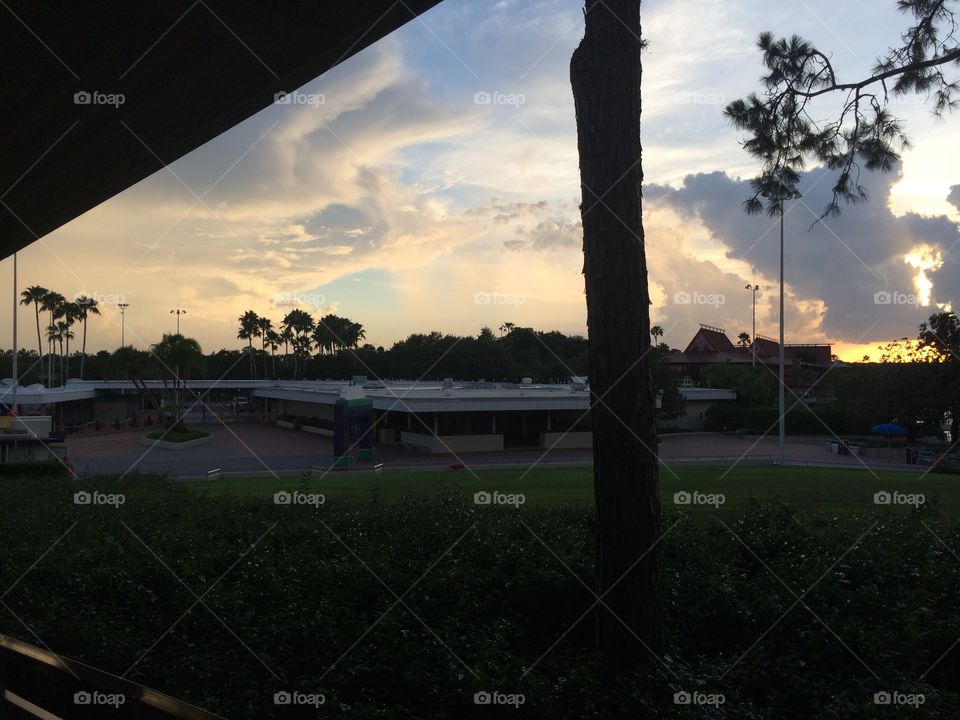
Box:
571 0 664 669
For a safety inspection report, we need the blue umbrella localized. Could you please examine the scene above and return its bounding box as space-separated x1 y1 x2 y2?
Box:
871 423 908 436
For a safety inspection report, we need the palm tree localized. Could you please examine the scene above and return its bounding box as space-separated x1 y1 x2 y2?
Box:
40 291 65 386
256 316 273 379
293 334 313 377
60 301 82 380
45 322 60 384
19 285 48 363
237 310 260 380
347 320 366 349
74 296 101 380
737 332 751 349
312 318 335 355
283 309 314 378
151 333 203 421
650 325 664 343
266 329 280 378
280 325 293 378
56 320 74 384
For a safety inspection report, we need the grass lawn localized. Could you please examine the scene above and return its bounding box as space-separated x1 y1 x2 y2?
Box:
186 464 958 513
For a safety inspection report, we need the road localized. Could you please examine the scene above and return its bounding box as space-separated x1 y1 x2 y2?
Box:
63 425 920 478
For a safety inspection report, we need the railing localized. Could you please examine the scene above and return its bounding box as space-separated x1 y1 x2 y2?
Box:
0 633 225 720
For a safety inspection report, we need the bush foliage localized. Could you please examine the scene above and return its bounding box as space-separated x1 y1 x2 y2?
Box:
1 476 958 718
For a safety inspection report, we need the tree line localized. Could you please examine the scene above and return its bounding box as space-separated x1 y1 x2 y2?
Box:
0 320 590 386
235 309 366 380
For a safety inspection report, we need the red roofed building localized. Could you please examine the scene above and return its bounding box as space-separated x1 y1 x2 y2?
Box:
667 324 835 391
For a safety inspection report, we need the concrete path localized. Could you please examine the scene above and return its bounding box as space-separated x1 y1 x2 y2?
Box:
64 425 921 478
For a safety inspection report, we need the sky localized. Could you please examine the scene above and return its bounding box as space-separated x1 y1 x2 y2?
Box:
4 0 959 363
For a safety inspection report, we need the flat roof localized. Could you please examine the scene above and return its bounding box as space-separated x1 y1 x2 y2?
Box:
1 379 736 412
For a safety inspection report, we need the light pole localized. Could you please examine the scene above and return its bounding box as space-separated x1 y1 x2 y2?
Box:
170 308 187 334
761 181 790 466
745 283 759 367
118 303 129 347
778 199 785 464
11 252 17 415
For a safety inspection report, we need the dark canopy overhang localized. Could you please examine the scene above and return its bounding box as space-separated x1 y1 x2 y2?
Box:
0 1 443 258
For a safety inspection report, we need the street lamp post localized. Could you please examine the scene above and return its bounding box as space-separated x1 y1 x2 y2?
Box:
170 308 187 334
11 252 17 415
745 282 759 367
761 181 790 466
118 303 129 347
777 197 785 465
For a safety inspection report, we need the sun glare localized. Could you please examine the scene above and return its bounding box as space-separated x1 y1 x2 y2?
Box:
904 244 943 307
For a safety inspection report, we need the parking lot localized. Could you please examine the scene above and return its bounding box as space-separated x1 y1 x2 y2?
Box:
62 423 918 478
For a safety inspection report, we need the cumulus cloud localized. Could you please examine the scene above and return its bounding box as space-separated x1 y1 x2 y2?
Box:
645 166 960 345
506 217 582 251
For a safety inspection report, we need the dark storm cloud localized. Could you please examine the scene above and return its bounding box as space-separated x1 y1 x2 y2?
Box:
646 166 960 343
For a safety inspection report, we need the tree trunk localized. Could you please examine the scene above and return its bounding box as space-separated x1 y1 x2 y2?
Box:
48 312 54 386
80 317 88 379
571 0 663 670
34 305 42 360
951 397 959 444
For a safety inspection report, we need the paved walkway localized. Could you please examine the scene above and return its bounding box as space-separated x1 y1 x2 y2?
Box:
64 425 920 478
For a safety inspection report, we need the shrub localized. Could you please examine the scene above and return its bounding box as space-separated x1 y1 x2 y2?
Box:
146 421 209 443
0 477 958 718
0 460 66 479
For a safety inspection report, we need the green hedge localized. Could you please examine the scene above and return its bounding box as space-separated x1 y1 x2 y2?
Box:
705 403 851 434
0 460 66 479
146 422 209 443
1 477 958 718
